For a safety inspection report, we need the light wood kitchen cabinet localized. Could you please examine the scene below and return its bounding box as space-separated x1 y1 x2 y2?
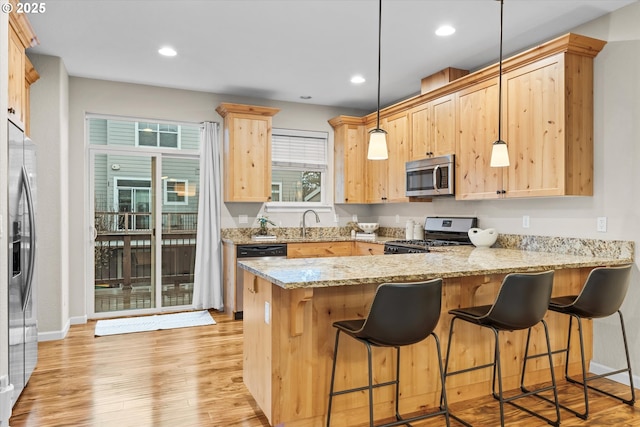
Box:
365 120 389 203
330 33 604 203
8 3 39 134
287 241 353 258
216 103 280 202
410 94 456 160
502 53 594 197
353 241 385 256
455 78 503 200
456 37 603 200
330 116 368 203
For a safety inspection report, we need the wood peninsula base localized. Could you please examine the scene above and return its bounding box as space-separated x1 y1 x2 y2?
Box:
242 267 593 427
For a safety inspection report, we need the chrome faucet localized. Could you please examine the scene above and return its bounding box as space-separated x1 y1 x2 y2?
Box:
301 209 320 238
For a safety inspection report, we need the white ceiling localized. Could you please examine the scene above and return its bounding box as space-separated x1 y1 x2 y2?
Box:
27 0 637 111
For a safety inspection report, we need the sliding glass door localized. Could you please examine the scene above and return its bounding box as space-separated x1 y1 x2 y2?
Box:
88 116 200 317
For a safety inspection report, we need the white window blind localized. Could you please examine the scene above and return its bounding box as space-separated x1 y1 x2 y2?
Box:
272 129 328 169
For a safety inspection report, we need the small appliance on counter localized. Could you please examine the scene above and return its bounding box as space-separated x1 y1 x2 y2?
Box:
384 216 477 254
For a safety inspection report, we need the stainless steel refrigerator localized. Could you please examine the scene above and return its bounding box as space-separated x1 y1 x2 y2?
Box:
8 118 37 407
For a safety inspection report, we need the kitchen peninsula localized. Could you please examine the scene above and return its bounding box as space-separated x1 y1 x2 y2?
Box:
238 244 632 427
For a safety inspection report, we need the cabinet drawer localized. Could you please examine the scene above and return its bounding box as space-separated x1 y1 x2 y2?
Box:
287 242 353 258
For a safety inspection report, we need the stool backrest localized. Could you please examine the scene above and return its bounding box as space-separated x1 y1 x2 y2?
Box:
360 279 442 347
571 264 632 318
486 270 554 330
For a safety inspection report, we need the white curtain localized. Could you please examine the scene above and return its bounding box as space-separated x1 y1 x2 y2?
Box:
192 121 224 310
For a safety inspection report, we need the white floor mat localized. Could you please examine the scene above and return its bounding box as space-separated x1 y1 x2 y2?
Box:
95 310 216 336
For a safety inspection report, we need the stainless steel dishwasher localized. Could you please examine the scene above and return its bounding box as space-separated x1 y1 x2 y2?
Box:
235 244 287 319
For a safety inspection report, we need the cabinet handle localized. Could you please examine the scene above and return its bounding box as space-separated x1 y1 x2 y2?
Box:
8 107 15 114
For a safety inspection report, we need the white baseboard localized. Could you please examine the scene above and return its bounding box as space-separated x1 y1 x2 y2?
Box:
37 318 71 342
590 361 640 387
70 315 88 325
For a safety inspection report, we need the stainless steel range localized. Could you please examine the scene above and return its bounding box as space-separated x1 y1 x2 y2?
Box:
384 217 478 254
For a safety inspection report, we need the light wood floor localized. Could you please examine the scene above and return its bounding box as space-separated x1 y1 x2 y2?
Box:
9 310 640 427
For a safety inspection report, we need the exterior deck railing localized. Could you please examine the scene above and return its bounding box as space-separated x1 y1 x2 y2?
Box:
94 211 197 311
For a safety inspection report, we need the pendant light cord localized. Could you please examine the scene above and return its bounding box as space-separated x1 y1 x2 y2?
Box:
376 0 382 130
497 0 504 142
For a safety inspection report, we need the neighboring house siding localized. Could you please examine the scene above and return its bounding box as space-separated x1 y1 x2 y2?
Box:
89 118 200 214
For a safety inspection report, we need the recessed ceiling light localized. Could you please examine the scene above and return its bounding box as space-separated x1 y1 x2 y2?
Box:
350 75 366 84
158 46 177 57
435 25 456 37
300 95 312 100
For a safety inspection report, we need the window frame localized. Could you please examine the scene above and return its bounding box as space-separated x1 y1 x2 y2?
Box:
164 179 189 206
135 122 182 149
267 128 330 212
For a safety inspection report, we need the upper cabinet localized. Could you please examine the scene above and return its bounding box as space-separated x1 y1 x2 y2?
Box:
330 116 368 203
8 1 40 134
456 79 503 200
216 103 280 202
330 32 606 203
409 93 456 160
456 34 604 200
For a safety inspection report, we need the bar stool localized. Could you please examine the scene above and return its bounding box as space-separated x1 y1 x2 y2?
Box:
443 270 560 427
326 279 450 427
522 264 635 419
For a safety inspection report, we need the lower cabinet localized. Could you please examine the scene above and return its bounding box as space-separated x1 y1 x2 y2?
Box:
353 242 385 256
287 242 353 258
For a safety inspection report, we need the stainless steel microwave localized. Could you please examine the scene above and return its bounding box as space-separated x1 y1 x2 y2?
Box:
405 154 454 197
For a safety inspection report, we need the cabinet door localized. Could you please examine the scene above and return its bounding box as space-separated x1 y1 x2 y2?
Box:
332 118 367 203
504 55 564 197
410 104 431 160
432 94 456 156
228 116 271 202
287 242 353 258
8 29 25 125
353 242 384 256
386 113 410 203
456 79 503 200
365 120 389 203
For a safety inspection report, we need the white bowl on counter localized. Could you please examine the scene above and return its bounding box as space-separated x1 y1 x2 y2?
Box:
358 223 379 234
468 228 498 248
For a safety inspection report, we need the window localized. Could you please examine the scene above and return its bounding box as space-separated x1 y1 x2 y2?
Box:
270 129 328 207
136 122 181 148
164 179 189 205
114 178 151 230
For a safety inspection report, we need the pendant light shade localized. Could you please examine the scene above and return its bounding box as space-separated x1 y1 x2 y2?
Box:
368 0 388 160
490 140 510 167
490 0 510 168
368 128 388 160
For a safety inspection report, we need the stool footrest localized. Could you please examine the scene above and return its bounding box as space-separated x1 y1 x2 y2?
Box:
330 379 397 397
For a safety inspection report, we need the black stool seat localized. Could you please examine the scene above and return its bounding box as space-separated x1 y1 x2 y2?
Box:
444 270 560 427
326 279 450 427
524 264 635 420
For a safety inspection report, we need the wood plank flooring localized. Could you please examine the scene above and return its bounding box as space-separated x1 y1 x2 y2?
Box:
9 310 640 426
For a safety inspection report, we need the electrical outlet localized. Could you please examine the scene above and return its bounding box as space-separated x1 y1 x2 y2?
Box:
238 214 248 224
352 214 358 222
334 213 339 223
522 215 530 229
264 301 270 324
395 214 400 223
597 217 607 232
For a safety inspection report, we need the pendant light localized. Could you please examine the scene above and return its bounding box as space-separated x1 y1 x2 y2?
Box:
367 0 388 160
490 0 510 167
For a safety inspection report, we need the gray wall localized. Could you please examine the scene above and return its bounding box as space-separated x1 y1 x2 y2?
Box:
28 54 70 340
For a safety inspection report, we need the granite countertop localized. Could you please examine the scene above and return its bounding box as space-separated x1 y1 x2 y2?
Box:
237 246 632 290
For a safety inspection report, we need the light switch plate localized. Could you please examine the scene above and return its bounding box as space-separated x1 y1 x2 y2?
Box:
264 301 270 324
522 215 530 228
239 214 248 224
352 215 358 222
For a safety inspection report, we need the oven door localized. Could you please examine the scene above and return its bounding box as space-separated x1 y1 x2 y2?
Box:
406 156 454 197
